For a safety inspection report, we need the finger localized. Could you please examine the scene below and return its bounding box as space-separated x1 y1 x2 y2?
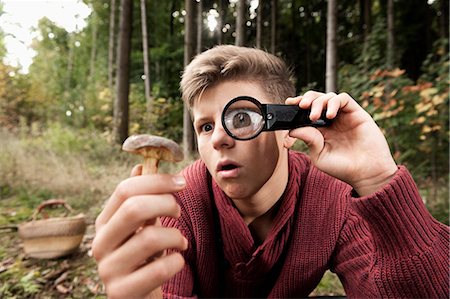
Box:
285 96 302 105
130 164 143 177
102 226 188 275
299 90 323 109
326 95 341 119
106 252 185 299
93 194 180 260
335 92 362 113
310 92 336 121
96 174 186 229
289 127 324 161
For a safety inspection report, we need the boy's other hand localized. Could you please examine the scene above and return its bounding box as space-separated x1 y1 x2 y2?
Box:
92 165 188 299
286 91 398 196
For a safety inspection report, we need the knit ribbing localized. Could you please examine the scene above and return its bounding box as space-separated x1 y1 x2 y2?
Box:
351 166 445 259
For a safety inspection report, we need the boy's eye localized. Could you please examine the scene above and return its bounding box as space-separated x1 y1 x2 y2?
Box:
201 123 214 133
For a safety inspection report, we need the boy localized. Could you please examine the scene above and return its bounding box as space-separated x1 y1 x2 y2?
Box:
92 45 449 298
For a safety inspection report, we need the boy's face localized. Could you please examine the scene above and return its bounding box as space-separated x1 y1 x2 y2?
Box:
192 80 289 200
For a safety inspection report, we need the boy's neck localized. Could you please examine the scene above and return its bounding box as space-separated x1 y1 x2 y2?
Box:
232 149 289 236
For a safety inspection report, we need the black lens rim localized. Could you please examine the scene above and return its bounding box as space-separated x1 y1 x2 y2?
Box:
222 96 265 141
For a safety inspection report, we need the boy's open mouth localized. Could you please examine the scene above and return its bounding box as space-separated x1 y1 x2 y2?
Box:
216 160 242 173
217 161 241 179
221 164 238 171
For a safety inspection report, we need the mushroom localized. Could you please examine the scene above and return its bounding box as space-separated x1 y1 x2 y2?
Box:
122 134 184 174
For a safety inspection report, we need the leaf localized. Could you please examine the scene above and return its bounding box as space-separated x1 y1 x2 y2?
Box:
56 284 70 294
420 87 438 101
386 68 405 78
432 94 446 106
415 102 432 114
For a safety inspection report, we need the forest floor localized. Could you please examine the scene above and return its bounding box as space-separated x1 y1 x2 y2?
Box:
0 207 344 299
1 126 447 298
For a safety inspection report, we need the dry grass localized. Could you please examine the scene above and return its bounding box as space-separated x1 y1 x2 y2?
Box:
0 125 192 218
0 127 129 218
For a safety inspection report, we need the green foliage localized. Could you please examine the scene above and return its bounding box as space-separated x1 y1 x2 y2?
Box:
310 271 345 297
339 38 449 221
0 64 33 128
0 265 42 298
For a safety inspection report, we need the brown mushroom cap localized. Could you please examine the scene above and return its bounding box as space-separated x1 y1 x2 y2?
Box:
122 134 184 162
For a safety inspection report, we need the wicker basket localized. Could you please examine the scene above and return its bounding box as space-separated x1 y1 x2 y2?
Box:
18 199 86 259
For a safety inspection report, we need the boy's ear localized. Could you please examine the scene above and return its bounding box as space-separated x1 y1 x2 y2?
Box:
283 134 296 149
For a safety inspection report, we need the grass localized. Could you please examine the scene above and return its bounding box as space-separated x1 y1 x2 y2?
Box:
1 125 448 298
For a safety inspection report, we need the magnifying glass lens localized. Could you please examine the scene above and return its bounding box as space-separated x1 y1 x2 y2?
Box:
223 100 264 140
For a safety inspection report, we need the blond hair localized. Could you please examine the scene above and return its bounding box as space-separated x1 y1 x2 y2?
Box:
180 45 295 108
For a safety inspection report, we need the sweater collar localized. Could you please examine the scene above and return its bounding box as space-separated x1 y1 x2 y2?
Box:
212 150 307 270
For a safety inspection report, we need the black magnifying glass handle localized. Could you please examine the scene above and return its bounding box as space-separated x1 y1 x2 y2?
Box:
263 104 332 131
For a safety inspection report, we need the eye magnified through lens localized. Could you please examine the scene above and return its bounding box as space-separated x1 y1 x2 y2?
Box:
221 96 332 140
223 101 265 140
222 96 265 140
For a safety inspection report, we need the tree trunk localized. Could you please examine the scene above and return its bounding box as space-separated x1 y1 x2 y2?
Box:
360 0 371 44
256 0 262 49
113 0 133 144
217 0 224 44
170 0 176 36
305 8 311 84
183 0 196 157
361 0 371 72
197 0 202 54
65 37 74 94
140 0 152 120
89 12 98 83
270 0 277 54
108 0 116 92
235 0 246 46
326 0 337 92
386 0 394 69
439 0 449 39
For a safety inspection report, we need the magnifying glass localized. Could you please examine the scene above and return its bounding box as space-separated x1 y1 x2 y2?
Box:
221 96 333 140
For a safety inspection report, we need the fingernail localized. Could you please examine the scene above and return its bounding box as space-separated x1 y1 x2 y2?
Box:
173 175 186 187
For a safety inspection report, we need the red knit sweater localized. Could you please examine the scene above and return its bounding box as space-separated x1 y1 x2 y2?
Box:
161 151 449 298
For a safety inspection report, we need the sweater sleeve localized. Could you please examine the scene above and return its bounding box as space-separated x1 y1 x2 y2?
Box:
332 166 449 298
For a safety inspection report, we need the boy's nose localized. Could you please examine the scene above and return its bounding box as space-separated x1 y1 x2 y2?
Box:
211 123 235 150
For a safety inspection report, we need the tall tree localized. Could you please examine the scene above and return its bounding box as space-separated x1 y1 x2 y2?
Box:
386 0 395 69
89 11 98 83
108 0 117 92
439 0 449 39
360 0 372 72
183 0 196 157
235 0 246 46
217 0 224 44
65 35 74 96
140 0 152 117
361 0 372 42
113 0 133 144
270 0 277 54
326 0 337 92
256 0 262 49
197 0 203 54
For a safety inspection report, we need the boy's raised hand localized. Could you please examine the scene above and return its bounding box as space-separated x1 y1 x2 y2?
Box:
286 91 398 196
92 165 188 299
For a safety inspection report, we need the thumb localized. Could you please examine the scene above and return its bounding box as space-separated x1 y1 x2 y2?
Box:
289 127 324 159
130 164 143 177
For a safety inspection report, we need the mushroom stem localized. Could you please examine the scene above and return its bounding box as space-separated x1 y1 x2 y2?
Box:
142 157 159 174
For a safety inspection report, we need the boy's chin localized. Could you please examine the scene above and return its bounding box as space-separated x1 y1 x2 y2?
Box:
219 182 254 200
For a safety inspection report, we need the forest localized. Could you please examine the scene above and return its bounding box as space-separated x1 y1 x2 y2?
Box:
0 0 448 297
